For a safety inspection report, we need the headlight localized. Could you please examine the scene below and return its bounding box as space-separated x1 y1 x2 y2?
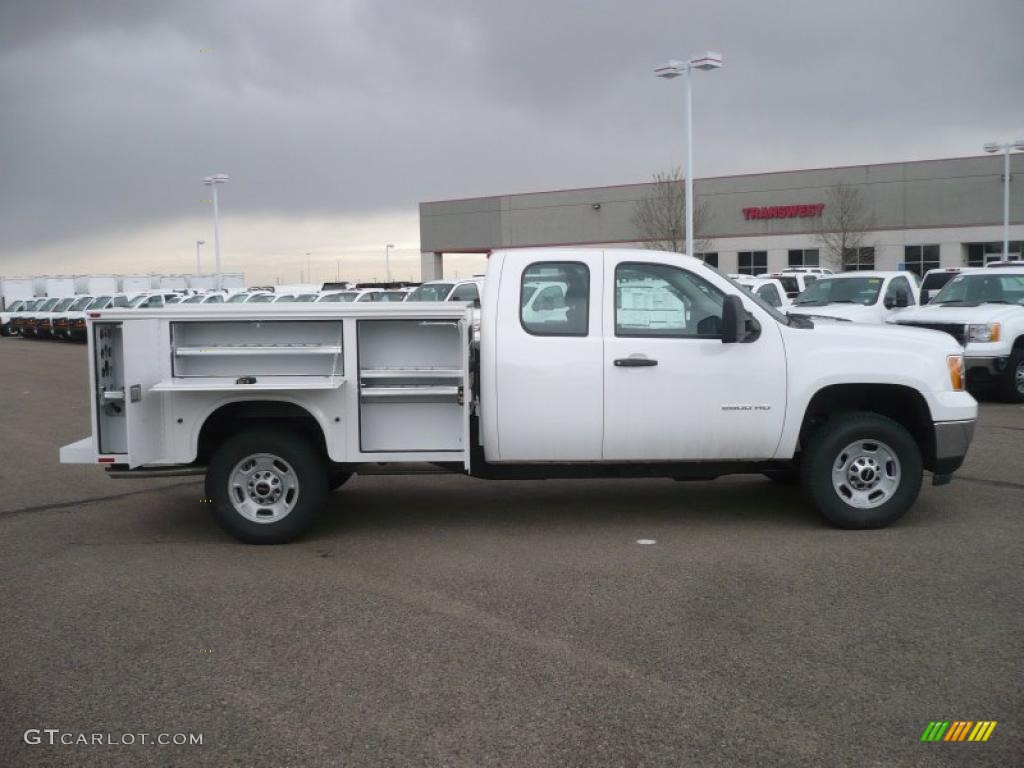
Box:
967 322 1000 343
947 354 965 391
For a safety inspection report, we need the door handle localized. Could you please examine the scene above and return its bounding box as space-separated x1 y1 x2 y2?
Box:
613 357 658 367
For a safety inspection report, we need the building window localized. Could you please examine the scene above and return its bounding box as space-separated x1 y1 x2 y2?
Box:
696 252 719 268
787 248 819 267
966 241 1023 267
737 251 768 275
903 245 939 276
520 262 589 336
842 247 875 271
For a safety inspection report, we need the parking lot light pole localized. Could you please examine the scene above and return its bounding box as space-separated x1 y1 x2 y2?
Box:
195 240 205 274
984 140 1024 261
201 174 229 275
655 52 723 259
385 244 395 283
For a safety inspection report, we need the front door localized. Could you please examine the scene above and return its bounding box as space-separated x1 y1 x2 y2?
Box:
493 252 604 461
602 257 787 461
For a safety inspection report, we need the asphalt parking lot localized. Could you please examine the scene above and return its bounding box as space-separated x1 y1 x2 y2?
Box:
0 337 1021 767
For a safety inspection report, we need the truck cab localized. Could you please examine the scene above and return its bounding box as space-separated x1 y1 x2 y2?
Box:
61 248 976 543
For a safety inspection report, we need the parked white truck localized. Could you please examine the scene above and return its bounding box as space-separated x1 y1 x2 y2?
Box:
61 248 977 543
889 265 1024 401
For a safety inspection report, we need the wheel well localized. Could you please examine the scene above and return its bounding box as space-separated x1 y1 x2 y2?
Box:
799 384 936 469
196 401 327 464
1014 335 1024 352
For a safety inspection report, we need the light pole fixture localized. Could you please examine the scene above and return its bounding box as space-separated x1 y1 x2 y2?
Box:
984 139 1024 262
195 240 205 274
654 51 723 259
385 243 395 283
201 173 229 274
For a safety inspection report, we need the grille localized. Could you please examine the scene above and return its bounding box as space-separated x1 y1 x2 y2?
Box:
896 321 966 345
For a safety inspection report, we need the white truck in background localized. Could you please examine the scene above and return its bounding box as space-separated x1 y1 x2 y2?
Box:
61 248 977 544
74 275 120 296
1 277 36 311
890 265 1024 402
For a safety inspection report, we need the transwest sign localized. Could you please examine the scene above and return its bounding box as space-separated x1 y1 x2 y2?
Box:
742 203 825 220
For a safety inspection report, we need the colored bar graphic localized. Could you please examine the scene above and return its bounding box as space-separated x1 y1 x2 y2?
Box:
921 721 949 742
921 720 996 743
968 721 998 742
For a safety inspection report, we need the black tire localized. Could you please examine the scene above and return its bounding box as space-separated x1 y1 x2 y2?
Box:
205 427 328 544
801 412 922 529
763 467 800 485
329 471 353 491
998 346 1024 403
0 323 12 337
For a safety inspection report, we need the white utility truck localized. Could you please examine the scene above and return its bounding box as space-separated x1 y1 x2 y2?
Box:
890 265 1024 401
61 248 977 543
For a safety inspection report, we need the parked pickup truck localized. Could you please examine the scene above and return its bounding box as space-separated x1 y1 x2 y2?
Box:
889 265 1024 401
61 248 977 543
788 271 920 323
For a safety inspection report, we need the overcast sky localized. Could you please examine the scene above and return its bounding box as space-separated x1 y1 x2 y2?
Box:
2 0 1022 284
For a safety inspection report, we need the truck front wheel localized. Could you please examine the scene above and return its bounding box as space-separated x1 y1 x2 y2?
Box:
802 413 922 529
206 427 328 544
998 347 1024 403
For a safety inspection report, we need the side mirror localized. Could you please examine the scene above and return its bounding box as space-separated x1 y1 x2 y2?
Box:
883 296 895 309
895 291 910 308
722 294 746 344
472 298 481 309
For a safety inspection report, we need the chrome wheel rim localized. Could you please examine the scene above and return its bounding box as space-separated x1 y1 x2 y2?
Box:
1015 360 1024 395
831 439 901 509
228 453 299 524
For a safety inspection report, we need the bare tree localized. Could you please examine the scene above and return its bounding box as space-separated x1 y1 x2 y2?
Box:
631 168 712 256
814 182 876 271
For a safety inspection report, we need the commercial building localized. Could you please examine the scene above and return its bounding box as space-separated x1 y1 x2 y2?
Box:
418 154 1023 279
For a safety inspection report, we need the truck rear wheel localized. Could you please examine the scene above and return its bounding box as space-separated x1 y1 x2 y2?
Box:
802 412 922 529
998 347 1024 403
206 427 328 544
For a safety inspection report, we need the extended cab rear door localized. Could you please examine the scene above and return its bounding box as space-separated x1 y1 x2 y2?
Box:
492 250 604 460
602 254 787 460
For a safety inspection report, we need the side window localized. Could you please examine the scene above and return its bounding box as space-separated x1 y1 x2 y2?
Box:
886 277 913 305
615 262 725 337
756 283 783 307
449 283 480 302
520 262 589 336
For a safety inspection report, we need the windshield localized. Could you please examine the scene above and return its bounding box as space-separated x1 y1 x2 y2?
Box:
38 298 60 311
274 295 297 303
7 301 25 312
52 297 76 311
226 293 249 303
247 294 275 303
318 292 359 302
183 295 205 304
407 283 453 301
932 273 1024 305
125 295 149 308
69 296 93 310
86 296 111 309
793 277 884 306
293 294 318 302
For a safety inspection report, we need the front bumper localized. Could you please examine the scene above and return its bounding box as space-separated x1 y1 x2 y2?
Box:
932 418 976 476
965 355 1010 377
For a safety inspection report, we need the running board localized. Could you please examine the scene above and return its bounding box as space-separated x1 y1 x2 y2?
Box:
106 466 206 479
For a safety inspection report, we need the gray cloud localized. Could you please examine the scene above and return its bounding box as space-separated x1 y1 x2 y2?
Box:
1 0 1022 265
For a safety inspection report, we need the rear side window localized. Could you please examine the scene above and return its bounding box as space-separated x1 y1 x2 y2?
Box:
520 262 589 336
449 283 480 302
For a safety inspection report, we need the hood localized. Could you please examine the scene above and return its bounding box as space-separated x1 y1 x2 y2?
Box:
788 303 881 323
890 303 1023 325
797 317 963 356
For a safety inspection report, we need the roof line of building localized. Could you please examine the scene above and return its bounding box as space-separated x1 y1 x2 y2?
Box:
419 153 1002 207
429 219 1023 253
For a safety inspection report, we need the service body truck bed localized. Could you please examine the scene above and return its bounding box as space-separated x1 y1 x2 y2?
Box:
63 248 977 542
